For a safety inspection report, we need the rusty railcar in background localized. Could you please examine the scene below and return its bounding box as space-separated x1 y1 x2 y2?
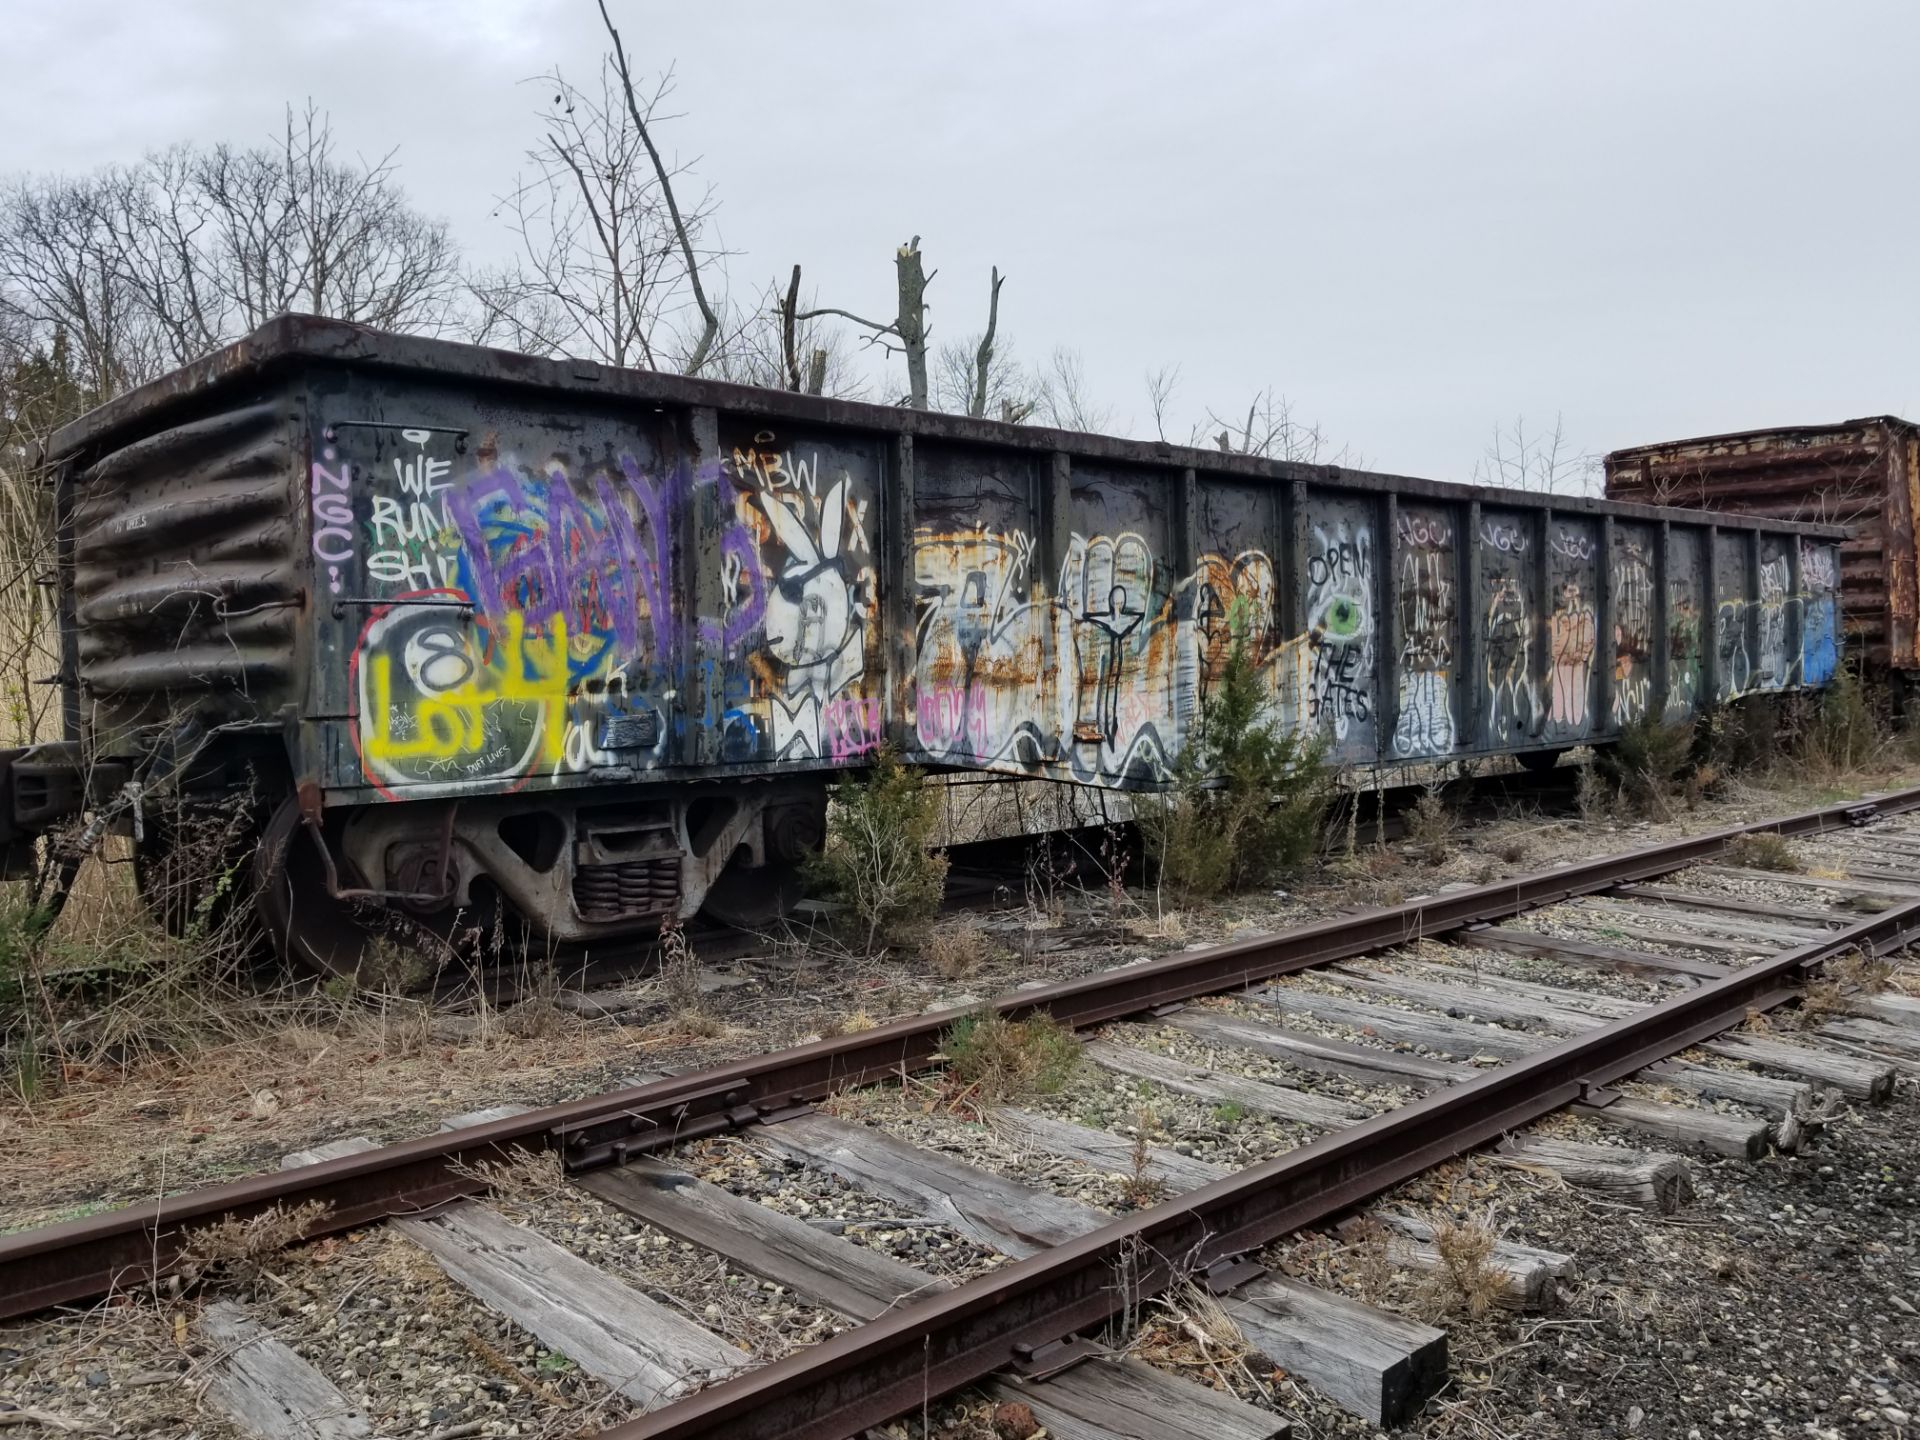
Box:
1606 417 1917 674
3 317 1846 980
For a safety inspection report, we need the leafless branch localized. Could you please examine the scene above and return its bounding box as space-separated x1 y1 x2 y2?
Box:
699 275 866 399
794 304 898 335
969 266 1005 419
1473 413 1597 496
596 0 720 375
1144 364 1180 443
1204 386 1343 464
1032 348 1112 433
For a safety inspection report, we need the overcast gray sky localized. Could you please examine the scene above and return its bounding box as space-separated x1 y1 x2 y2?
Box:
6 0 1917 481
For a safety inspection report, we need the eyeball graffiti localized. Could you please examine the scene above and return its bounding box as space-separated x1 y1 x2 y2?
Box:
1305 521 1374 742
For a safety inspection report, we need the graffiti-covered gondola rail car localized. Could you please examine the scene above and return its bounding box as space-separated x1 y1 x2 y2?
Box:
12 316 1846 978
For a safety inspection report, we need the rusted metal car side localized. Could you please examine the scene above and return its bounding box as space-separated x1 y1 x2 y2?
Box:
1606 417 1918 671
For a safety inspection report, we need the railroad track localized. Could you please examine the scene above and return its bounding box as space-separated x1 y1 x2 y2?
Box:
8 786 1920 1439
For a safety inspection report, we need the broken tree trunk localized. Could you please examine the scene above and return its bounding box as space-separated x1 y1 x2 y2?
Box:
896 238 929 408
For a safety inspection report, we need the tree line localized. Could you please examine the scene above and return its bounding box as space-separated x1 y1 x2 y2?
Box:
2 5 1596 499
4 12 1383 462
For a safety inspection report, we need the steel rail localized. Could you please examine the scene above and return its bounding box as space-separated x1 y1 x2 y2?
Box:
1 785 1912 1319
611 875 1920 1439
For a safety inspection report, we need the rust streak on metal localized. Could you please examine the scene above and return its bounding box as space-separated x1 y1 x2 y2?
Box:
1607 415 1917 669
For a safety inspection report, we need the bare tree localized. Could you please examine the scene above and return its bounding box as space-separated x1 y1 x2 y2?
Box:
924 266 1062 422
0 327 83 744
933 331 1034 421
797 237 935 408
778 264 818 393
0 106 463 396
1474 414 1596 495
1143 363 1181 443
596 0 719 372
968 266 1005 418
0 168 164 397
142 107 460 351
470 8 724 374
1031 347 1113 434
704 270 865 398
1204 386 1337 462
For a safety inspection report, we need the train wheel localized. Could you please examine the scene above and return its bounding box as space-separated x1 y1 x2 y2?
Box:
697 795 824 930
700 856 810 930
252 797 440 991
1517 748 1567 774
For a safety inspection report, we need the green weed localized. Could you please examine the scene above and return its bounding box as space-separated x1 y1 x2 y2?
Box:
807 748 949 953
1138 613 1330 902
941 1008 1080 1106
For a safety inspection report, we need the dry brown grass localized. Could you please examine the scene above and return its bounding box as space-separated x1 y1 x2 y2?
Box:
173 1198 332 1289
818 1007 880 1038
1800 947 1895 1027
1725 831 1802 872
1137 1282 1267 1399
1575 758 1613 824
0 993 621 1231
1336 1215 1400 1304
923 918 992 980
1417 1211 1504 1320
1120 1106 1164 1208
448 1145 570 1209
1404 783 1457 867
1497 836 1532 866
656 915 714 1030
1126 909 1188 944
